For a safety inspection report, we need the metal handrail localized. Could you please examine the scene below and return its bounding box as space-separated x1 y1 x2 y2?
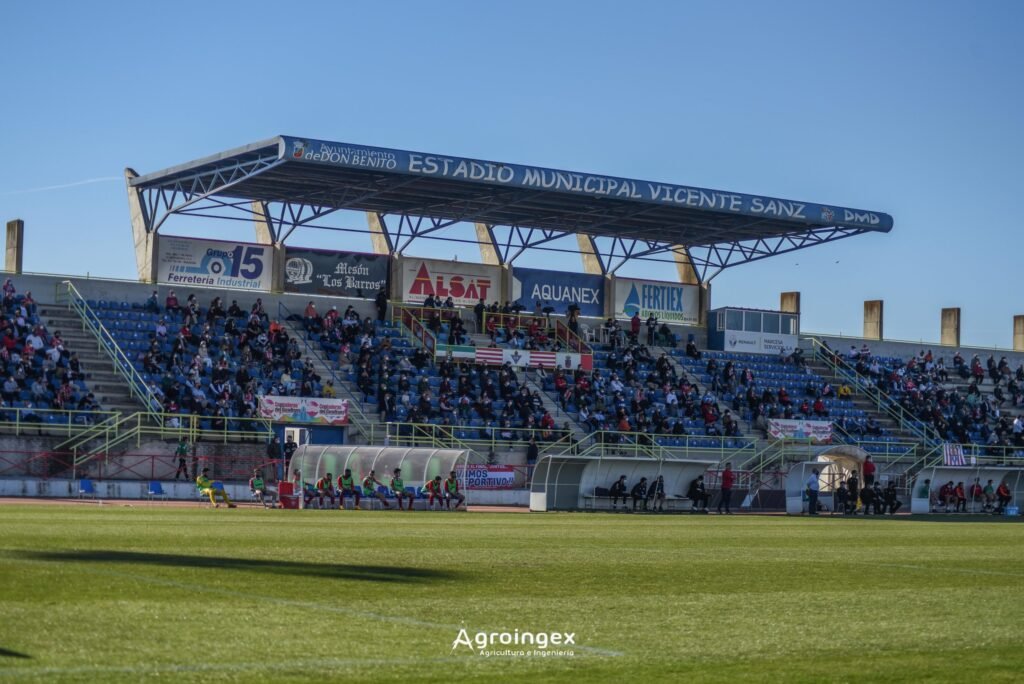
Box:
0 406 118 438
57 281 163 417
807 337 941 446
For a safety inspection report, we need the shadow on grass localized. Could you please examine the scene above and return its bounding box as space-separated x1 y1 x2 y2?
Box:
15 550 458 583
0 647 30 659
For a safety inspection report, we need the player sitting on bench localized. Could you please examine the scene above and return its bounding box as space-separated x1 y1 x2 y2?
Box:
424 476 445 511
316 472 337 509
444 470 466 510
609 475 629 510
337 469 361 510
362 470 391 509
687 475 709 513
390 468 414 510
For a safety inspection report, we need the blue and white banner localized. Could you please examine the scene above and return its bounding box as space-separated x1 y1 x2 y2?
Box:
613 277 700 325
511 267 605 317
279 136 893 232
157 236 272 291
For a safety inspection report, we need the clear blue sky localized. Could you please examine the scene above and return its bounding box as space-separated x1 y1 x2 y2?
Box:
2 1 1021 347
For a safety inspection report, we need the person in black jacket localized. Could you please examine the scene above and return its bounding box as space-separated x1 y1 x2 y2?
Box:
647 475 666 512
609 475 629 510
847 474 860 515
526 436 539 465
375 288 389 322
631 477 648 511
687 475 708 512
883 482 902 514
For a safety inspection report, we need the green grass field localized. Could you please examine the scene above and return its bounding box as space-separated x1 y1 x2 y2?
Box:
0 505 1022 683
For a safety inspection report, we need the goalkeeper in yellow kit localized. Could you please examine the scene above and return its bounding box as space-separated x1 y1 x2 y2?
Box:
196 468 236 508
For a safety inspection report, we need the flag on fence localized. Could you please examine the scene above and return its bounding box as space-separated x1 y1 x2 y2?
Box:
475 348 504 365
943 443 966 466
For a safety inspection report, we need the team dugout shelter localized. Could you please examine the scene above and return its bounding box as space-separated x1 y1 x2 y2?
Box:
125 135 893 325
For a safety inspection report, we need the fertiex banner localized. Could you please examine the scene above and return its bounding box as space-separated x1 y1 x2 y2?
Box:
768 419 832 444
258 396 349 426
284 248 389 298
614 277 700 325
400 258 499 307
457 465 519 490
724 330 799 355
280 137 893 232
157 236 272 291
511 267 605 317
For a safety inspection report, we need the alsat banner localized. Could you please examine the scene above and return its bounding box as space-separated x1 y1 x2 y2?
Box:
400 257 500 307
768 419 832 444
258 396 349 426
614 277 700 325
157 236 272 291
284 247 389 298
511 266 605 317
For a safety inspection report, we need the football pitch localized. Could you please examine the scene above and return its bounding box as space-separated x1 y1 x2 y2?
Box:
0 505 1021 683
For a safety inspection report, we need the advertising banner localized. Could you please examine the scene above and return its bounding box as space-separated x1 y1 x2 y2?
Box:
511 266 605 317
613 277 700 325
284 247 389 298
157 236 272 291
458 464 520 490
723 330 799 355
768 419 832 443
282 136 893 233
473 347 593 371
400 257 500 307
258 396 349 426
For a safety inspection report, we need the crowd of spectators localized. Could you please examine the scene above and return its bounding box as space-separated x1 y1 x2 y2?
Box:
829 343 1024 452
0 279 102 425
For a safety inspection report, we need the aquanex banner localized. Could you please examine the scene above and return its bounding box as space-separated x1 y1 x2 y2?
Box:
511 266 605 317
284 247 389 298
280 137 893 232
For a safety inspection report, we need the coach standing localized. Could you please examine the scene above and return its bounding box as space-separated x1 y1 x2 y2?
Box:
806 468 820 515
718 462 735 515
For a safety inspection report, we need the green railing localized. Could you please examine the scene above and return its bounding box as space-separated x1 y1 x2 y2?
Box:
0 406 118 438
56 280 163 417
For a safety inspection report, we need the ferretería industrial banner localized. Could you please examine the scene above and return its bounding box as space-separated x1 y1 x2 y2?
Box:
400 257 500 307
614 277 700 325
511 266 605 317
157 236 273 291
284 248 389 298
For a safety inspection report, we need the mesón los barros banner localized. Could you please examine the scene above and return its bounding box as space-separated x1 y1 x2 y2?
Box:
258 396 349 426
157 236 273 291
284 247 389 298
614 277 700 325
400 257 501 308
768 419 832 444
511 266 605 317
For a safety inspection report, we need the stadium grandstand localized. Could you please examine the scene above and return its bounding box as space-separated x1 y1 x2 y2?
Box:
0 135 1021 518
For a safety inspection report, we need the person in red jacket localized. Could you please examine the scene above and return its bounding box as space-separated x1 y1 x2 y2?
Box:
996 481 1012 513
718 462 735 515
862 455 877 487
954 482 967 513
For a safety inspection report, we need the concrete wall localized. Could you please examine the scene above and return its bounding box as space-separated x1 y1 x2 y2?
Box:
804 333 1024 367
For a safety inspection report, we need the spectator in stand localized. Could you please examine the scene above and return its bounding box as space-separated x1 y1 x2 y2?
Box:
375 288 389 322
165 290 182 316
718 462 735 514
629 313 641 343
143 290 160 314
645 315 657 346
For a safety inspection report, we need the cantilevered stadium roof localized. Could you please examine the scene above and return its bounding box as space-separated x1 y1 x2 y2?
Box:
127 136 892 280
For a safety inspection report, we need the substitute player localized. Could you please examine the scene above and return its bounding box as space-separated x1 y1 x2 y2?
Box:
444 470 465 510
423 475 445 511
336 468 361 510
196 468 235 508
362 469 391 509
316 471 337 509
390 468 414 511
